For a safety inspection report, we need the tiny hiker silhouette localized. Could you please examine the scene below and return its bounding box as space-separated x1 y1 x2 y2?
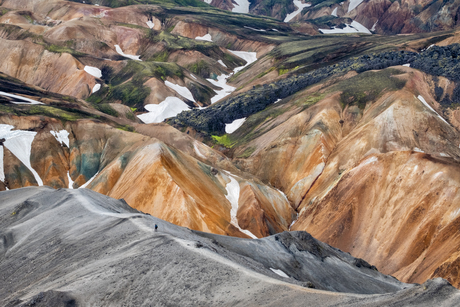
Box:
154 224 158 231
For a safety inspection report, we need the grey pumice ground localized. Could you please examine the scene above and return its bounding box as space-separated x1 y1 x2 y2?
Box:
1 187 459 306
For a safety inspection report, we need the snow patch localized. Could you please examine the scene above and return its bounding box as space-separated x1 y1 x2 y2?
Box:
417 95 450 126
146 20 154 29
79 172 99 189
206 50 257 104
84 66 102 78
0 91 43 105
440 152 449 157
92 84 101 93
207 74 236 104
284 0 311 22
244 26 267 32
289 212 299 230
348 0 364 12
165 81 195 102
0 124 43 186
274 99 282 103
67 171 74 189
319 20 371 34
228 50 257 73
371 20 378 31
413 147 424 153
331 7 338 16
225 118 246 134
190 74 197 80
218 60 227 68
270 268 289 278
232 0 250 13
50 130 70 148
137 97 190 124
225 174 258 239
204 0 212 3
195 34 213 42
403 64 410 67
115 44 141 61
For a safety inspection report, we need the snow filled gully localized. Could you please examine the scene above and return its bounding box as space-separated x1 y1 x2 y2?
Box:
0 124 43 186
224 173 258 239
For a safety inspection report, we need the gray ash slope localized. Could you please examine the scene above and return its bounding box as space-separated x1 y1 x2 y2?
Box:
1 187 459 306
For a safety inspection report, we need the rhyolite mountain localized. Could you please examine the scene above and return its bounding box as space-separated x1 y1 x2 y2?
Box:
2 0 460 304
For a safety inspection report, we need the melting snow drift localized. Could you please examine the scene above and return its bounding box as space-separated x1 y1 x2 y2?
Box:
225 174 258 239
115 45 141 61
137 97 190 124
417 95 450 126
195 34 213 42
207 50 257 104
146 20 154 29
0 124 43 186
270 268 290 278
84 66 102 78
284 0 311 22
92 84 101 93
232 0 250 13
319 21 371 34
50 130 70 148
225 118 246 134
165 81 195 102
0 91 43 105
348 0 364 12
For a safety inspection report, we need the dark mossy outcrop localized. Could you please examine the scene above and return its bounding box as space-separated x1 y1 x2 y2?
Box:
173 50 417 134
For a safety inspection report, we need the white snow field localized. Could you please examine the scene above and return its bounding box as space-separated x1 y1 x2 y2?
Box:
165 81 195 102
0 124 43 186
115 45 141 61
84 66 102 78
232 0 250 13
195 34 213 42
146 20 154 29
225 118 246 134
284 0 311 22
319 20 371 34
92 84 101 93
224 174 258 239
218 60 227 67
0 91 43 104
137 97 190 124
348 0 364 12
50 130 70 148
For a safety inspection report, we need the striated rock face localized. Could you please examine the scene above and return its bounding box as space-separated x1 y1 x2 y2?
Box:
227 66 460 287
0 115 294 238
0 39 95 98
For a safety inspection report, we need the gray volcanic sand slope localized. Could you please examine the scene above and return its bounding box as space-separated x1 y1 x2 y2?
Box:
0 187 459 306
